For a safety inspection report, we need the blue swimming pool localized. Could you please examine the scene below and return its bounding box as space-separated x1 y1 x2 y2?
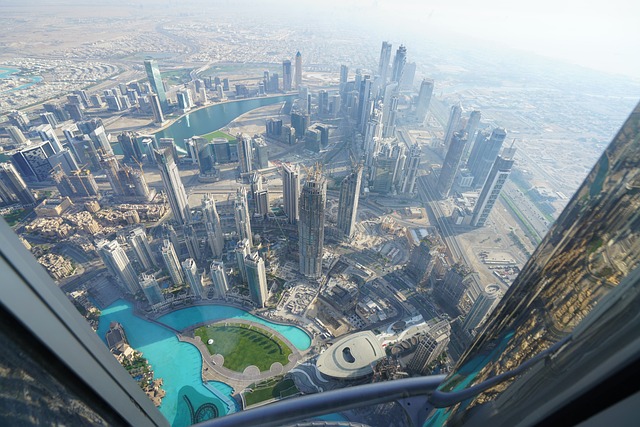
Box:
97 299 311 426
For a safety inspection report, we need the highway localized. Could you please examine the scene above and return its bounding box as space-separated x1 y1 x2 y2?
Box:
415 175 464 262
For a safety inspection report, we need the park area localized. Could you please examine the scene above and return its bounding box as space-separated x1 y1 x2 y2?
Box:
194 323 292 372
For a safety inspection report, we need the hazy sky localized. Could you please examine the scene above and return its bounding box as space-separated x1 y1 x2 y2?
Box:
326 0 640 77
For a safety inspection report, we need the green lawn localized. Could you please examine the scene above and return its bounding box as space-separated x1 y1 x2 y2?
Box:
200 130 236 142
194 323 292 372
3 208 27 226
244 377 298 406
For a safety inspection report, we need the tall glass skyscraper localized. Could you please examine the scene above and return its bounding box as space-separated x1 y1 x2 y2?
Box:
298 166 327 279
336 167 362 239
154 148 191 224
143 59 168 112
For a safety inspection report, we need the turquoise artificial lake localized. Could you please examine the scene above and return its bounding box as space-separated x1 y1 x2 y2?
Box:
153 94 296 148
97 299 311 426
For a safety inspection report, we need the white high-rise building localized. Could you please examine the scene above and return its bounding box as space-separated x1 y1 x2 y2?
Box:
415 79 434 124
155 148 190 224
336 167 362 239
282 163 300 224
96 239 139 294
161 239 183 286
245 252 267 307
209 260 229 299
462 284 503 334
139 273 164 305
234 187 252 246
127 227 155 271
235 238 251 282
182 258 204 299
202 194 224 258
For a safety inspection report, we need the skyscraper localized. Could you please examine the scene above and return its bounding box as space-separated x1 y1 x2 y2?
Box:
209 260 229 299
35 123 63 154
399 61 416 90
11 141 55 182
6 125 28 145
401 143 421 194
378 41 392 83
144 59 168 112
127 227 156 271
154 148 190 224
415 79 434 123
234 187 252 246
245 251 268 307
235 238 251 282
236 134 253 174
0 162 36 205
161 239 184 286
372 141 405 194
282 163 300 224
294 51 302 89
461 283 503 334
406 239 434 284
184 225 202 262
471 147 516 227
381 83 399 138
96 239 140 294
298 165 326 279
407 320 450 375
467 127 507 188
202 194 224 258
436 131 468 198
336 167 362 239
282 59 292 91
463 110 482 160
339 64 348 95
139 273 164 306
443 104 462 151
182 258 204 299
149 93 164 124
390 44 407 83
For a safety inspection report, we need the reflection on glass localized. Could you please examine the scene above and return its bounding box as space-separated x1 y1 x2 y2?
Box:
432 102 640 425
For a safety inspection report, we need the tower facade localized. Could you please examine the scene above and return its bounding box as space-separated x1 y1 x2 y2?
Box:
378 41 392 83
415 79 434 123
298 166 327 279
467 128 507 188
96 239 140 294
209 260 229 299
245 252 268 307
336 167 362 239
182 258 204 298
471 148 516 227
443 104 462 151
161 239 184 286
0 162 35 205
461 283 503 334
282 60 292 91
144 59 168 112
391 45 407 83
234 187 252 246
154 148 190 224
282 163 300 224
235 238 251 282
237 134 253 174
184 225 202 262
202 194 224 258
127 227 156 271
407 239 434 284
401 143 421 194
294 51 302 89
139 273 164 306
407 321 451 375
436 131 467 199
